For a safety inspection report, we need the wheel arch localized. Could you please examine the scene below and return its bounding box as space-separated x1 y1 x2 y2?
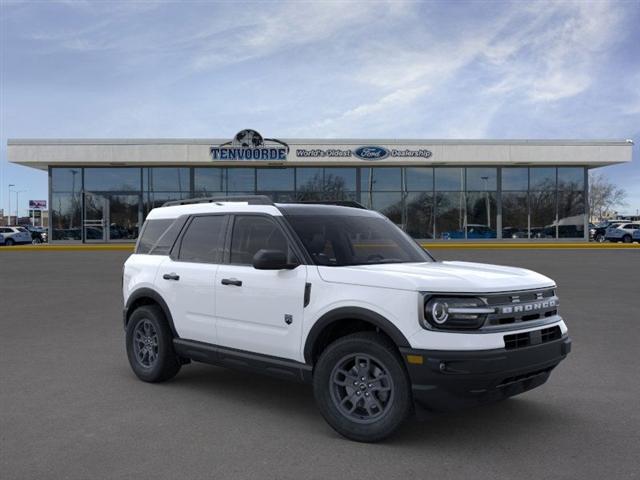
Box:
124 288 179 338
303 307 410 365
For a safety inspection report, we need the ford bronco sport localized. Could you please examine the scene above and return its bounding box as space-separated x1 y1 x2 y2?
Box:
123 196 571 442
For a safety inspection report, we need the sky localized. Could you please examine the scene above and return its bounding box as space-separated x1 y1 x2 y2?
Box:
1 0 639 217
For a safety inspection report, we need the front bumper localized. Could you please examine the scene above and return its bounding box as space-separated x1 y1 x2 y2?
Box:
400 335 571 413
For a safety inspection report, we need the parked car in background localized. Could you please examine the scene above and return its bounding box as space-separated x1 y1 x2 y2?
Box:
605 223 640 243
0 226 33 246
591 221 624 242
441 224 497 239
21 225 48 244
632 229 640 243
501 227 528 239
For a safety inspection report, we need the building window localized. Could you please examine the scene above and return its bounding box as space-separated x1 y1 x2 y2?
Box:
557 190 585 238
194 168 225 195
51 192 82 240
501 168 528 191
84 168 141 191
435 192 465 239
256 168 295 191
558 167 584 191
435 168 464 191
144 168 190 192
530 167 556 191
324 168 357 198
51 168 82 193
227 168 256 192
502 192 528 239
530 190 557 238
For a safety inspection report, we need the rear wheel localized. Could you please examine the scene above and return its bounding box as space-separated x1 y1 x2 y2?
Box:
313 332 412 442
623 234 632 243
5 238 14 246
126 305 181 382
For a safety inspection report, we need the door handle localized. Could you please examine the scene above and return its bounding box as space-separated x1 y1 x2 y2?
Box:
163 273 180 281
221 278 242 287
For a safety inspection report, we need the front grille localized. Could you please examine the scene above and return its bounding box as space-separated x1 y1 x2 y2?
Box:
483 288 558 328
504 326 562 350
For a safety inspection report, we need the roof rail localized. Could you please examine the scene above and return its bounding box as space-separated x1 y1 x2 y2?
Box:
162 195 275 207
291 200 368 209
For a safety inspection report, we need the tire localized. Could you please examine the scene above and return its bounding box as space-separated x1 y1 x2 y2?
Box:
622 235 632 243
126 305 181 383
32 238 42 245
595 233 605 243
5 238 14 246
313 332 412 442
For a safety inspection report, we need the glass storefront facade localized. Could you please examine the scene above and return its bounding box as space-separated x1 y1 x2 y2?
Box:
49 166 588 242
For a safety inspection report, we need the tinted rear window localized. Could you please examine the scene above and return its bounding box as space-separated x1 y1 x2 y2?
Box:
136 219 174 254
178 215 227 263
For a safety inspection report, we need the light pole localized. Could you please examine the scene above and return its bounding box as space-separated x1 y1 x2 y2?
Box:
15 190 26 225
8 184 15 225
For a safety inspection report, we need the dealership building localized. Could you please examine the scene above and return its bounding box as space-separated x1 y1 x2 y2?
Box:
7 131 633 243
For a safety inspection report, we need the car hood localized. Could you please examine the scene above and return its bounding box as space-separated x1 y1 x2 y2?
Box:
317 261 555 293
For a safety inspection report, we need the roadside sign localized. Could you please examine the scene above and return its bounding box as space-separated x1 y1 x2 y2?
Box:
29 200 47 209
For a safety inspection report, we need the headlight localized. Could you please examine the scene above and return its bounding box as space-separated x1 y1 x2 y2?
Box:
422 297 495 330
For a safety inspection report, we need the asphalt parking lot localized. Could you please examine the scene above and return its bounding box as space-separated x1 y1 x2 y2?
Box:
1 249 639 480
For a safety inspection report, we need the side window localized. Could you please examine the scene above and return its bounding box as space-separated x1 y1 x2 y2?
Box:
178 215 227 263
230 216 290 265
137 219 174 254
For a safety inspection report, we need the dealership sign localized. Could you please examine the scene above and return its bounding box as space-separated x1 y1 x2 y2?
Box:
29 200 47 209
296 146 433 160
211 129 289 161
211 131 433 162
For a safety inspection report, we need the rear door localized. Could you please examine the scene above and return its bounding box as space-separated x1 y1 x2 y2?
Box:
156 214 228 345
215 214 307 361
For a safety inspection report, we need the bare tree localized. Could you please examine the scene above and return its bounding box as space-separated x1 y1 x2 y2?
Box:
589 172 627 221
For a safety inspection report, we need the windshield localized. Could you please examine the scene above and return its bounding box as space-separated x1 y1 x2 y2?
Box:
285 214 433 266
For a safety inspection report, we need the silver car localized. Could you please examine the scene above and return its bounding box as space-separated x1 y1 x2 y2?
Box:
605 223 640 243
0 226 32 246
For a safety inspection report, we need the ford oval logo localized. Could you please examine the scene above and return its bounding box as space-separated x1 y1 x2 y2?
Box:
354 146 389 160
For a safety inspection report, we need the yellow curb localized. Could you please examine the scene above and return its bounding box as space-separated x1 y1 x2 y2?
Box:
0 244 135 251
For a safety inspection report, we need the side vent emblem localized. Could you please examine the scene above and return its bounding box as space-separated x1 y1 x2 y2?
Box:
284 314 293 325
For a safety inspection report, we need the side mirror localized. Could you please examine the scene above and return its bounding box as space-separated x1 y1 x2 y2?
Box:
252 249 297 270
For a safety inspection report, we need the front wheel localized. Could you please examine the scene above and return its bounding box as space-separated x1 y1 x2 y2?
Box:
595 233 605 243
5 238 14 246
126 305 181 382
313 332 412 442
32 237 42 245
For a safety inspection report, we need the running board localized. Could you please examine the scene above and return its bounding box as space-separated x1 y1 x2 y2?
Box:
173 339 313 383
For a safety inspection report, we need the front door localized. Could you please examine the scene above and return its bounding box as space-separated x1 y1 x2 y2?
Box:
215 215 307 361
84 193 142 242
84 193 107 242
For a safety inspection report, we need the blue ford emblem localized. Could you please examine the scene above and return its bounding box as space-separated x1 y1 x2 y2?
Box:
354 146 389 160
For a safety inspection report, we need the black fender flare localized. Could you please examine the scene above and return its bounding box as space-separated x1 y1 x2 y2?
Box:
303 307 410 364
124 288 179 338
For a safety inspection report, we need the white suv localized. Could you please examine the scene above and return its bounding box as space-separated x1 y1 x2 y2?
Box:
605 223 640 243
0 226 33 246
123 196 571 442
